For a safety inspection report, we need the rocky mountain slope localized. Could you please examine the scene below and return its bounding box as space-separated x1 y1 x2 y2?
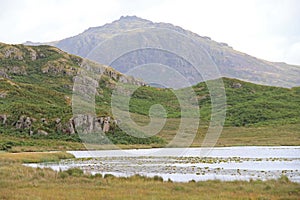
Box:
25 16 300 88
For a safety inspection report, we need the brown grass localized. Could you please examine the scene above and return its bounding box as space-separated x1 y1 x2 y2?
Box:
0 162 299 200
0 152 299 199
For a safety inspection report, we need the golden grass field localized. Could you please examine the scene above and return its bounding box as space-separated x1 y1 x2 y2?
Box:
0 152 299 200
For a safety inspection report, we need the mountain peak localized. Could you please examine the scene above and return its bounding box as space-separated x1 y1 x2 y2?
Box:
119 15 141 20
116 15 152 24
84 16 152 33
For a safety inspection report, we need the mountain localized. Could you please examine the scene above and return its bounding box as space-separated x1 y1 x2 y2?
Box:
1 42 300 150
25 16 300 88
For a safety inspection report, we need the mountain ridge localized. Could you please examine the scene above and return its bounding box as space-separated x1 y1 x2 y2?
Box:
24 16 300 88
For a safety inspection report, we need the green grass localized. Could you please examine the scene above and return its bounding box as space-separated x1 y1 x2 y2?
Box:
0 134 84 152
125 78 300 126
1 121 299 152
0 151 74 164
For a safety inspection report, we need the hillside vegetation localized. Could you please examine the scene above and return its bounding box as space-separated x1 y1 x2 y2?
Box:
0 43 300 151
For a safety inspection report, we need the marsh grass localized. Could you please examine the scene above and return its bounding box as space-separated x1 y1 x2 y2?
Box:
0 163 299 200
0 152 299 199
0 151 74 164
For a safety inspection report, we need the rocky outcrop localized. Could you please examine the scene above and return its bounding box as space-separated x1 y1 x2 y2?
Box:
28 48 37 61
64 119 76 135
41 58 77 76
54 118 75 135
77 59 146 88
102 117 110 133
55 118 63 132
41 118 47 124
0 70 10 79
37 129 48 136
0 66 27 75
14 116 34 130
118 75 145 86
0 90 8 98
232 82 242 89
71 115 117 134
0 114 7 125
72 115 102 134
1 46 24 60
6 115 117 136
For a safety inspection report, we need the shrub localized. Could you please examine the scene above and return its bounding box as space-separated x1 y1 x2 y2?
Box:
65 168 84 177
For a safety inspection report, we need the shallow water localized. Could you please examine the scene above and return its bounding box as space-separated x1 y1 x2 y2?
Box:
25 146 300 182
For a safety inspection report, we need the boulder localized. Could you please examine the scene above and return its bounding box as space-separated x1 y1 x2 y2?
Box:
2 46 24 60
232 82 242 89
37 130 48 136
0 70 10 79
73 114 95 134
41 118 48 124
0 114 7 125
72 115 114 134
102 119 110 133
15 116 32 129
67 119 76 135
55 118 62 132
0 90 8 98
55 118 61 124
94 117 103 131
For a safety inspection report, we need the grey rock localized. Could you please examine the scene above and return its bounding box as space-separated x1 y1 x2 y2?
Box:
73 114 95 134
0 114 7 125
102 118 110 133
0 70 10 79
15 116 33 131
2 46 23 60
0 90 8 98
66 119 76 135
232 82 242 89
72 115 114 134
41 118 47 124
5 66 27 75
28 48 37 61
55 118 61 124
37 130 48 136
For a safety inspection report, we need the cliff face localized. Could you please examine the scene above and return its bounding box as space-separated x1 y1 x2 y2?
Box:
25 16 300 88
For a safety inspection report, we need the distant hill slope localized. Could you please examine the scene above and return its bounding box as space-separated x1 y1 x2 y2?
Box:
25 16 300 88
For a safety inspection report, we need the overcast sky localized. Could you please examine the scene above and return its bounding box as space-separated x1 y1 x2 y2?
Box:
0 0 299 65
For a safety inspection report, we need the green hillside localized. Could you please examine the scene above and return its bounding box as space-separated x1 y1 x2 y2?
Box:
124 78 300 126
0 43 163 150
0 43 300 151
